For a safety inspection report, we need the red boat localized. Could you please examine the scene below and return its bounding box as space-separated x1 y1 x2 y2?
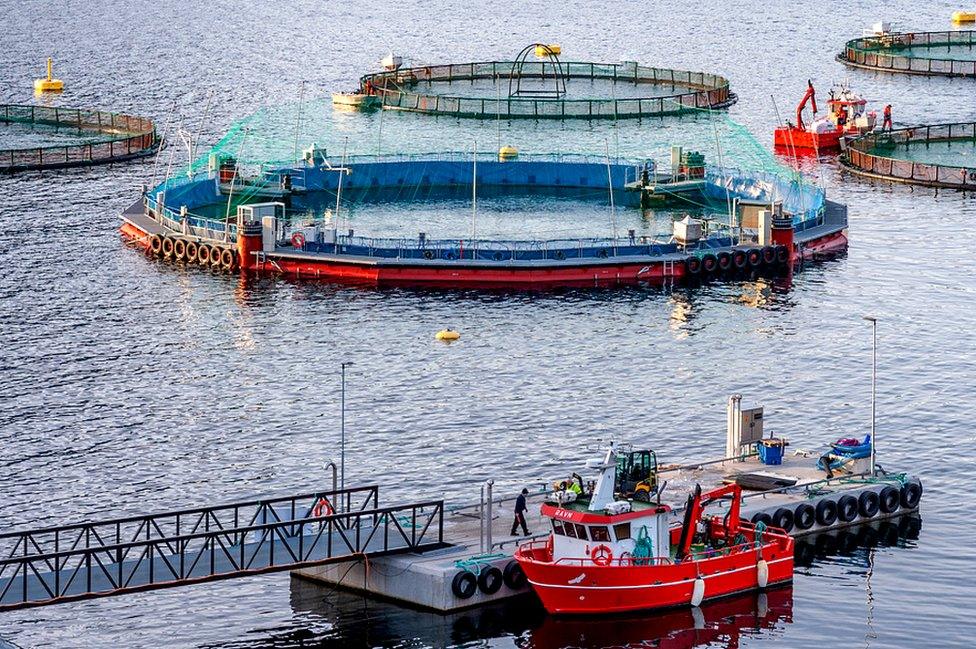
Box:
774 81 878 152
514 445 794 615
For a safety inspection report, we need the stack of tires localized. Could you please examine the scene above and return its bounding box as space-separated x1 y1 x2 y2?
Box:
749 481 922 533
685 245 790 280
451 560 526 601
146 235 238 272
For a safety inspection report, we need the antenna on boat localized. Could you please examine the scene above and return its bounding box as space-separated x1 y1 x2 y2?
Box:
605 139 618 240
293 80 306 164
472 140 478 251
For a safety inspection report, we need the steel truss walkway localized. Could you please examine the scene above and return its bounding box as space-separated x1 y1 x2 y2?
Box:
0 485 444 610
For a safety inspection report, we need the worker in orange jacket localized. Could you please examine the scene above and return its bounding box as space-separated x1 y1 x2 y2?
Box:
883 104 893 131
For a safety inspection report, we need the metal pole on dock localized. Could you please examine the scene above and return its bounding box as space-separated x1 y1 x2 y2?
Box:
863 316 878 475
340 361 353 492
485 480 494 550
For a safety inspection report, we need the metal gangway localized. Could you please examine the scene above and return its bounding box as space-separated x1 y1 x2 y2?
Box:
0 485 444 611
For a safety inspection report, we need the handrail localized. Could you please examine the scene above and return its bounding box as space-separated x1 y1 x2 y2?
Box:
0 485 379 539
843 122 976 189
0 104 158 171
0 499 444 566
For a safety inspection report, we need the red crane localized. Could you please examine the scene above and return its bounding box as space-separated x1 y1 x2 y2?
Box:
795 80 818 131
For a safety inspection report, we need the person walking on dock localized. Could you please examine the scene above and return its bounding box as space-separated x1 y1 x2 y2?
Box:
883 104 893 132
511 488 530 536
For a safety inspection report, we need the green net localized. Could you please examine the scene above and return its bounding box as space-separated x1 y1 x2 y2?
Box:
183 95 798 183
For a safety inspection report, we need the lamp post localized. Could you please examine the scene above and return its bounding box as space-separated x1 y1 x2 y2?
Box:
862 316 877 476
340 361 354 492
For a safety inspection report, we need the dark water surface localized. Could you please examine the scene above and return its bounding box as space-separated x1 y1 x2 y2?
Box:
1 1 975 647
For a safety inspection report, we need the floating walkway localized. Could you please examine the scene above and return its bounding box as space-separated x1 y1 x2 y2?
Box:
843 122 976 190
0 485 443 611
838 30 976 77
359 55 735 119
0 104 158 172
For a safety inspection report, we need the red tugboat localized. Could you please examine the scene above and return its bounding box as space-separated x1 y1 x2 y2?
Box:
514 444 794 615
774 81 878 152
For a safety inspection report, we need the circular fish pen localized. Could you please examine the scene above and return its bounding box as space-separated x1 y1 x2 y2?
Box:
0 104 158 172
838 30 976 77
358 48 735 119
843 122 976 190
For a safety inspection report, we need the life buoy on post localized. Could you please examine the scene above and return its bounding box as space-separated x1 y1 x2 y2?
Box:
291 232 306 249
590 544 613 566
312 497 334 518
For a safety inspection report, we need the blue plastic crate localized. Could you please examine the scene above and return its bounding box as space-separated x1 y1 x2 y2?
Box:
758 440 784 465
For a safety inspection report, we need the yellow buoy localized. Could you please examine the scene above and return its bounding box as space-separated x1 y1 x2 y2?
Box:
498 145 519 161
534 44 562 57
435 328 460 341
34 58 64 93
952 10 976 23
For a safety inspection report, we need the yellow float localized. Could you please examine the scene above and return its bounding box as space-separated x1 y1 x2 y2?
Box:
435 328 460 341
498 145 519 161
34 58 64 93
534 44 561 57
952 11 976 23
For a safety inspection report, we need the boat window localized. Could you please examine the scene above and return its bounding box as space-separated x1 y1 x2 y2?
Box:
590 526 611 542
563 522 577 538
613 522 631 540
552 520 565 535
573 523 588 539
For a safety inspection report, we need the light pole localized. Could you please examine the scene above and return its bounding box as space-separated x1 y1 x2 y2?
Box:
862 316 877 476
340 361 354 492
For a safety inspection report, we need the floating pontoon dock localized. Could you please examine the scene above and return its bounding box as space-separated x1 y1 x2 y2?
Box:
294 395 922 612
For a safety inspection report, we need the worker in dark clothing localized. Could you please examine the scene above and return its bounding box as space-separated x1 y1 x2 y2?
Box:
511 488 530 536
883 104 893 131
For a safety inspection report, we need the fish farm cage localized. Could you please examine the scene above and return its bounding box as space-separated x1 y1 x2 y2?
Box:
838 30 976 77
843 122 976 190
0 104 158 172
359 54 735 119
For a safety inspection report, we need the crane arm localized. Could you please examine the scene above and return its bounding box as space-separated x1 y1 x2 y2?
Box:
795 81 818 131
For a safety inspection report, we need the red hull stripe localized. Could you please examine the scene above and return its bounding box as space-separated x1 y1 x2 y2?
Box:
526 556 793 590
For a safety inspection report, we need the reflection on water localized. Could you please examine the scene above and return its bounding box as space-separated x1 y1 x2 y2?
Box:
794 514 922 568
283 578 791 649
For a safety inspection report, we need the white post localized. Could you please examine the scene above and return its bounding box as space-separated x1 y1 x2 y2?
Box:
863 316 878 475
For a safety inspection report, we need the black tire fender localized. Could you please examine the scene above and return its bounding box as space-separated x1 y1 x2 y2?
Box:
793 503 815 530
879 486 900 514
900 482 922 509
451 571 477 599
751 512 772 527
858 490 880 518
502 560 526 589
837 494 858 522
771 507 794 533
815 499 838 526
478 566 503 595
